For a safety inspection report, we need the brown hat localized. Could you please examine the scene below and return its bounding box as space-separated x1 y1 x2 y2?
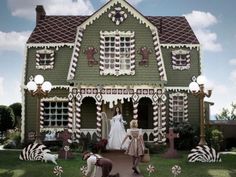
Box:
82 151 92 160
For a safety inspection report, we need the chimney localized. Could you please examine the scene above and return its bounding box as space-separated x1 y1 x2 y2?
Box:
36 5 46 25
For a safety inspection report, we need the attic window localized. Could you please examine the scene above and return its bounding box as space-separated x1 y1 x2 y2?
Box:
36 49 54 70
100 30 135 76
171 49 190 70
169 92 188 125
108 5 127 25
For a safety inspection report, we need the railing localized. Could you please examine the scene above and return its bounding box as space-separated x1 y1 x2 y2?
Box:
80 128 154 142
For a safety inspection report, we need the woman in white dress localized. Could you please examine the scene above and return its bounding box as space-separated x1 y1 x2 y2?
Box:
107 106 128 150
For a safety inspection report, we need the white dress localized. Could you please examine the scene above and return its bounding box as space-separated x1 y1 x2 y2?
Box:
106 114 128 150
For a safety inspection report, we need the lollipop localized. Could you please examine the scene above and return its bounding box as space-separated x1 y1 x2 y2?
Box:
171 165 181 177
53 166 63 177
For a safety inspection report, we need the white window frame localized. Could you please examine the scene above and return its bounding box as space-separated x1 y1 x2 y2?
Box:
36 49 54 70
100 30 135 76
171 49 190 70
169 92 188 124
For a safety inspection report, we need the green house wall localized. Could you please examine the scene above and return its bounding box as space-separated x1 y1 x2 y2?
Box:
161 47 200 86
73 7 162 86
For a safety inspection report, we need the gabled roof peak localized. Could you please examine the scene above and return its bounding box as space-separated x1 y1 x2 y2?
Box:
79 0 156 30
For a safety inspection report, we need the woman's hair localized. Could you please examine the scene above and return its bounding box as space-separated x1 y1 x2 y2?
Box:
113 106 121 116
130 119 138 128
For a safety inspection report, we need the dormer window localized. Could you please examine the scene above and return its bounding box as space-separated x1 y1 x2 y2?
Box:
100 30 135 76
36 49 54 70
171 49 190 70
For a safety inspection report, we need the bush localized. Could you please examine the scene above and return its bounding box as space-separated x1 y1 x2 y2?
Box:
0 105 15 131
173 121 198 150
3 128 22 149
210 129 223 151
145 142 167 154
206 127 224 151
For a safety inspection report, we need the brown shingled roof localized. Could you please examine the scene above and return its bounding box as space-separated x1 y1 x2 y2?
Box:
27 15 199 44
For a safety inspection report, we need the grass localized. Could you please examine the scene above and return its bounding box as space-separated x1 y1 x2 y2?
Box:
140 152 236 177
0 150 236 177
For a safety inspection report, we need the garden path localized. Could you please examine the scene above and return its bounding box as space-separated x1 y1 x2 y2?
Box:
95 150 143 177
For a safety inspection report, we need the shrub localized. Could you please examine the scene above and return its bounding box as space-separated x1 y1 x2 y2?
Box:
210 129 223 151
0 105 15 131
173 121 198 150
3 128 22 149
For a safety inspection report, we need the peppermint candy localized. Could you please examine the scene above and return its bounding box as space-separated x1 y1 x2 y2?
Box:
146 164 155 176
53 166 63 177
171 165 181 177
80 165 88 176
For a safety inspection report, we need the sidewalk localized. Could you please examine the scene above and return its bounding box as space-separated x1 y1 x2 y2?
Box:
96 151 143 177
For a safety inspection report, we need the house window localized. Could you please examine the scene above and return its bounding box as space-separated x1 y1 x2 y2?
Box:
42 101 68 128
100 30 135 76
171 49 190 70
169 92 188 124
36 49 54 70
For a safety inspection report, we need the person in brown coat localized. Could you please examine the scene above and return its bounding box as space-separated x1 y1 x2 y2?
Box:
121 119 145 174
82 151 120 177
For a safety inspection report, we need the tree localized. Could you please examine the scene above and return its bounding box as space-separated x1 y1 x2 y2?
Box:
215 103 236 120
9 103 21 128
0 105 15 132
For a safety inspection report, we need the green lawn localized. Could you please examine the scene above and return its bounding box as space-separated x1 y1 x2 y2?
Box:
140 153 236 177
0 151 235 177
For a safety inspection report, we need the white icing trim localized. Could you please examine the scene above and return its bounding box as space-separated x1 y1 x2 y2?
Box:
41 96 68 102
161 44 200 50
166 86 190 92
152 29 167 81
20 45 28 143
26 43 74 50
79 0 157 30
67 27 84 80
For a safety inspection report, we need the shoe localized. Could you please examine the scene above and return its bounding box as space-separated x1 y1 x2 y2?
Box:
132 167 140 174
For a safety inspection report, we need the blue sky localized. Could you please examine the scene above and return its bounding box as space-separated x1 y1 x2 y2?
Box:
0 0 236 118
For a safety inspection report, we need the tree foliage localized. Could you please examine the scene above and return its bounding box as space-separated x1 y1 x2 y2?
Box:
215 103 236 120
9 103 21 118
9 103 21 127
0 105 15 131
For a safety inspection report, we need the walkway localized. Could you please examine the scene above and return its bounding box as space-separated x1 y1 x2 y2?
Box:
95 150 143 177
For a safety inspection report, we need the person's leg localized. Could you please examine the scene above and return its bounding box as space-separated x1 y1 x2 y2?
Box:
132 156 141 174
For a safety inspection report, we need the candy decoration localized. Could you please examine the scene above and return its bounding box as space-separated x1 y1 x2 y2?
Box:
53 166 63 177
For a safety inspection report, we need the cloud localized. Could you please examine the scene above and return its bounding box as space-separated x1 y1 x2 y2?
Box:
0 77 21 106
7 0 95 20
205 77 236 118
184 11 222 52
0 77 3 97
229 58 236 65
230 70 236 81
0 31 31 53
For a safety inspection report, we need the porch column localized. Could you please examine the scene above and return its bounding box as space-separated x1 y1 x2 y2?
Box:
133 101 139 120
96 101 102 141
152 89 167 144
75 92 82 142
67 91 75 144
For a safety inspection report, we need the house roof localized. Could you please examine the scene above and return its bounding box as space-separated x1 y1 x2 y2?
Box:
27 15 199 44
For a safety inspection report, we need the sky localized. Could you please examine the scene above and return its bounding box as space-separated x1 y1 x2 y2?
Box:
0 0 236 119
